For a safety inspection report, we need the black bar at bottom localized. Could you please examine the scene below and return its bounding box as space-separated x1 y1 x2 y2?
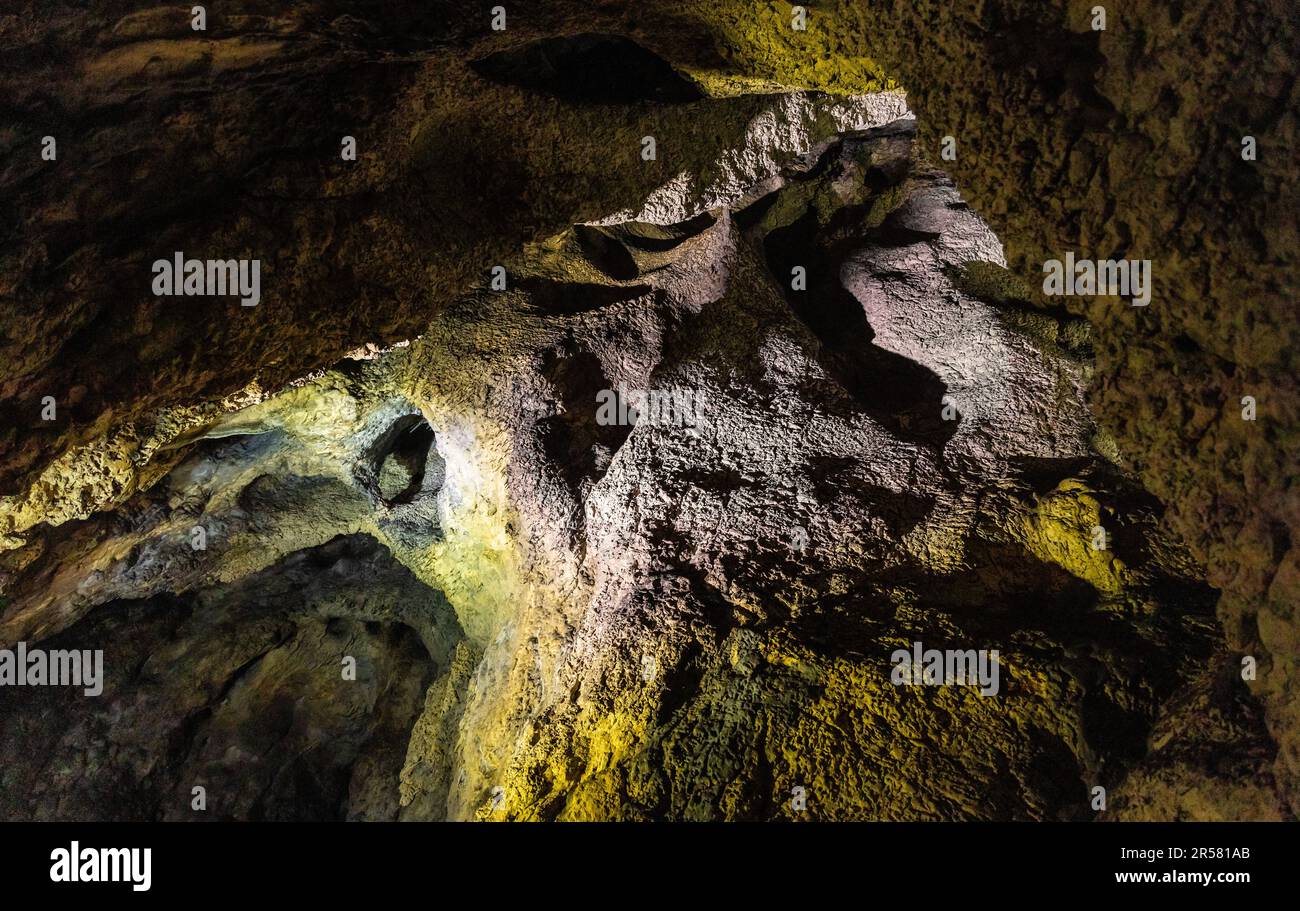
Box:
0 821 1278 898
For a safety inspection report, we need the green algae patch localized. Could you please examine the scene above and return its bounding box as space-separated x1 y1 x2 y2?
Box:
677 1 898 97
1016 478 1129 595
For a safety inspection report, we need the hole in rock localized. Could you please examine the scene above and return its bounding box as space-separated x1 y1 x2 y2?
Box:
518 277 655 314
538 345 634 493
572 211 719 280
571 225 642 280
372 415 441 506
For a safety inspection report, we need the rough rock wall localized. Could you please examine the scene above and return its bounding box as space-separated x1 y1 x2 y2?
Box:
1 1 1295 819
641 0 1298 810
4 117 1281 820
0 1 767 517
1 1 907 546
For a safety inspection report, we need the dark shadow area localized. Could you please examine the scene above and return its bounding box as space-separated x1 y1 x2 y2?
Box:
764 208 957 448
538 344 634 494
471 34 704 104
807 454 935 538
572 224 642 280
0 534 459 822
518 277 654 315
573 211 719 280
377 417 438 505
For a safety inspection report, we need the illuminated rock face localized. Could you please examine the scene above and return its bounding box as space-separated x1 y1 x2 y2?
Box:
1 114 1280 821
0 2 1294 821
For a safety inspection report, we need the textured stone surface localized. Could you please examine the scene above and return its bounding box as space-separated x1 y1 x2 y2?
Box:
2 120 1263 820
1105 653 1289 822
0 0 1294 821
644 0 1300 811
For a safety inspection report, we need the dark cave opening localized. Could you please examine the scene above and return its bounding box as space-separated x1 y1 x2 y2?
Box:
0 534 461 822
373 414 440 506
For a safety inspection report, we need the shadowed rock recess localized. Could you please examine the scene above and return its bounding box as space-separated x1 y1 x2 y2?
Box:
0 2 1294 821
